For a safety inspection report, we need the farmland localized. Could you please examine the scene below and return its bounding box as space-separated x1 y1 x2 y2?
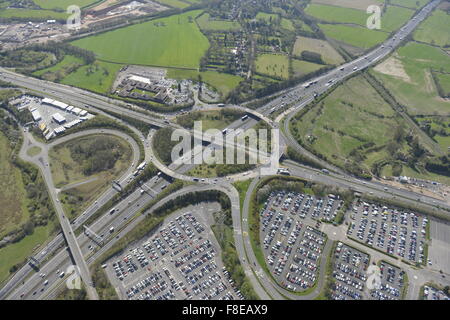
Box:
414 9 450 47
154 0 191 9
60 60 123 94
196 13 241 31
290 75 401 174
305 4 368 26
306 3 414 32
372 42 450 116
71 10 209 69
255 54 289 79
32 0 99 10
319 23 388 49
390 0 429 9
436 72 450 96
292 36 344 65
292 59 324 77
306 2 415 50
310 0 384 11
0 8 68 20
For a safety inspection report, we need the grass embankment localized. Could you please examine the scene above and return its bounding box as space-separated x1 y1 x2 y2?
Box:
50 134 133 220
0 98 58 285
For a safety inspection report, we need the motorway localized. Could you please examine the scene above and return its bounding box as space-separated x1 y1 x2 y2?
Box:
2 128 141 299
0 0 447 300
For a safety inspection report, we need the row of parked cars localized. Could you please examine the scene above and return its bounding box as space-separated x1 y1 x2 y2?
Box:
261 191 329 292
348 201 427 263
110 211 240 300
331 242 369 300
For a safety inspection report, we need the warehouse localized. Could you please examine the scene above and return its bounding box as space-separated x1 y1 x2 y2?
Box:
31 109 42 121
52 113 66 124
71 107 82 115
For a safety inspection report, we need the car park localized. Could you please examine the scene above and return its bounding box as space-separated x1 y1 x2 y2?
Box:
347 200 427 264
259 190 335 292
105 208 241 300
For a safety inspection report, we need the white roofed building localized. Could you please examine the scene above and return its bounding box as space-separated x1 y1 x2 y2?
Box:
31 109 42 121
52 113 66 124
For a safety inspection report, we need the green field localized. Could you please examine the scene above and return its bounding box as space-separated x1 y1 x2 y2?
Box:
49 134 132 188
34 55 84 82
290 75 399 172
293 36 344 65
372 42 450 115
280 18 295 31
0 225 53 284
380 6 414 32
32 0 100 10
196 13 241 31
436 72 450 96
319 23 388 49
306 3 414 32
292 59 324 77
390 0 428 9
0 134 29 238
255 54 289 79
60 60 122 94
305 3 368 26
155 0 190 9
72 10 209 69
310 0 384 11
0 8 69 20
256 12 279 22
414 9 450 47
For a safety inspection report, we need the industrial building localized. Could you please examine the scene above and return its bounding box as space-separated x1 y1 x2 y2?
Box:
52 113 66 124
31 109 42 121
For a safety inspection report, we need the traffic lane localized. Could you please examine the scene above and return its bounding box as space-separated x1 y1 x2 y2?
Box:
29 175 169 300
35 151 98 298
9 247 71 300
43 183 203 299
0 71 168 129
3 127 144 299
31 150 98 299
284 163 450 211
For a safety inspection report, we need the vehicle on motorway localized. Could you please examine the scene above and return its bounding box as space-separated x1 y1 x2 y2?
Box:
321 169 330 174
277 168 290 175
110 208 116 215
